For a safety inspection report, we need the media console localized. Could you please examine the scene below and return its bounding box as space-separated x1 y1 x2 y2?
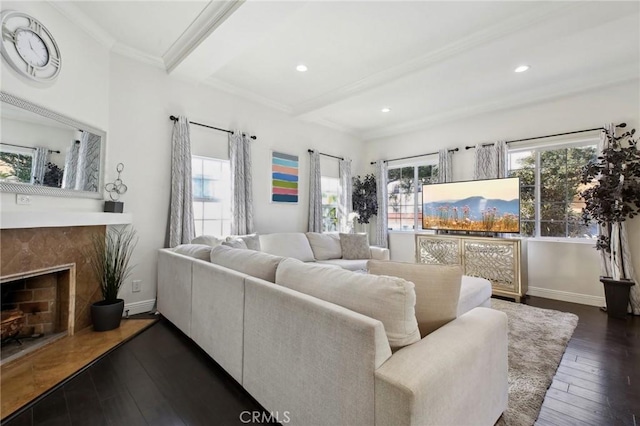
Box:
415 234 527 302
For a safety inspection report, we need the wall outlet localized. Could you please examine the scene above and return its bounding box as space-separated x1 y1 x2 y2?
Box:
132 279 142 293
16 194 31 205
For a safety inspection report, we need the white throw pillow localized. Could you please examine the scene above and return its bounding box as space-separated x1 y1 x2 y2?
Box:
259 233 315 262
275 258 420 350
227 234 261 251
222 239 248 249
173 244 213 261
210 245 284 283
367 260 463 337
191 235 225 247
305 232 342 260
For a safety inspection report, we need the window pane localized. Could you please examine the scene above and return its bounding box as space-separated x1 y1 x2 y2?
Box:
194 220 204 237
203 220 222 236
520 200 535 220
540 202 566 221
192 156 231 236
222 220 231 236
520 221 535 237
202 159 221 179
540 221 566 237
321 176 340 232
0 152 34 183
193 202 204 220
203 202 222 219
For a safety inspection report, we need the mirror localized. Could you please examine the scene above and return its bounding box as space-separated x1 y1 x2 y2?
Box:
0 92 105 199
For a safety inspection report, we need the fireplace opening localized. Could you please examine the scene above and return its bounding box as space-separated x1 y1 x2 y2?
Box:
1 266 74 365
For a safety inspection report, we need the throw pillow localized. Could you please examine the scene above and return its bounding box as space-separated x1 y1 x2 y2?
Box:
367 260 463 337
340 233 371 260
275 258 420 350
222 239 248 249
258 233 315 262
305 232 342 260
227 234 261 251
191 235 225 247
173 244 213 261
210 245 284 283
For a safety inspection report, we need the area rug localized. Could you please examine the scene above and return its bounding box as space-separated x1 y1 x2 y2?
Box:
491 299 578 426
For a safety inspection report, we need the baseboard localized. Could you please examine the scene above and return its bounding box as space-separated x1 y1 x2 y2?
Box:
123 299 156 316
527 287 604 307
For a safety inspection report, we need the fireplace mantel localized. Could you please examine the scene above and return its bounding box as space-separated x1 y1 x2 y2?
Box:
0 212 133 229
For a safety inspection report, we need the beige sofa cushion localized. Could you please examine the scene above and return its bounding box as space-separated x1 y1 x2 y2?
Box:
222 239 248 249
227 234 261 251
259 233 315 262
210 245 284 283
305 232 342 260
276 258 420 350
340 233 371 260
191 235 225 247
173 244 213 261
367 260 463 337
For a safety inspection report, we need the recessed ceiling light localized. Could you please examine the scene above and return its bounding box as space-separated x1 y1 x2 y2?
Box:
296 64 308 72
514 65 530 73
381 107 391 113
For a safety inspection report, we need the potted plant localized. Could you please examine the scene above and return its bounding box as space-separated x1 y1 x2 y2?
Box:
90 226 137 331
580 125 640 318
352 174 378 225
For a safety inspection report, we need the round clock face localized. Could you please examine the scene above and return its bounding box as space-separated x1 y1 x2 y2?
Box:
1 11 61 83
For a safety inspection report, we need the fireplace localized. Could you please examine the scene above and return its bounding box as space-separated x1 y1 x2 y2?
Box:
0 225 105 364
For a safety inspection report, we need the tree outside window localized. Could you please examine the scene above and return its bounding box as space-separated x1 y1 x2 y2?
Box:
508 143 598 238
387 163 438 231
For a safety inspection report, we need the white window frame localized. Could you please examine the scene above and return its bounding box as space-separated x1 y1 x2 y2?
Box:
507 137 599 242
192 155 231 238
387 158 439 232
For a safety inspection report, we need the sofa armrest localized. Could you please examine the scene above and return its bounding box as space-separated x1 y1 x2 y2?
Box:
375 307 508 426
370 246 390 260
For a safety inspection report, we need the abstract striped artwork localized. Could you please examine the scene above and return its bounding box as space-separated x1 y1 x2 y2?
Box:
271 151 299 203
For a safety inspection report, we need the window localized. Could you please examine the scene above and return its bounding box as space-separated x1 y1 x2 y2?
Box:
387 162 438 231
0 145 34 184
192 156 231 237
321 176 339 232
508 141 598 239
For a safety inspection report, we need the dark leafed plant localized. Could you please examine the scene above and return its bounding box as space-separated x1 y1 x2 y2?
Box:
90 226 137 302
352 174 377 224
580 126 640 253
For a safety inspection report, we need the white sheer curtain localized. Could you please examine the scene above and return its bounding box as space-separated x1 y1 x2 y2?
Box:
32 147 48 185
375 160 388 248
229 132 254 235
308 150 322 232
168 116 195 247
598 124 639 314
474 141 507 179
338 158 352 232
438 149 453 183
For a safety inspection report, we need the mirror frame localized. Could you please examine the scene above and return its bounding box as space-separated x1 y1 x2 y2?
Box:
0 91 106 199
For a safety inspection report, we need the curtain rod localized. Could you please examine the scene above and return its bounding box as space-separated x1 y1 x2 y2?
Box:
0 142 60 154
369 148 459 165
169 115 257 140
464 123 627 150
307 149 344 161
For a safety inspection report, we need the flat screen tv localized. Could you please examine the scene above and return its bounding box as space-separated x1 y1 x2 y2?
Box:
422 177 520 233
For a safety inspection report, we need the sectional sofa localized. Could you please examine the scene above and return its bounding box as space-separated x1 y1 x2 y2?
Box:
157 233 508 426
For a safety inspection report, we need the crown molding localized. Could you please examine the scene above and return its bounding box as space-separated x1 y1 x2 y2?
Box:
164 1 246 73
362 72 639 141
112 42 165 69
301 116 359 137
48 1 116 49
292 2 579 117
204 77 293 114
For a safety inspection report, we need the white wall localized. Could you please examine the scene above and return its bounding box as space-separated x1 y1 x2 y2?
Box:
365 80 640 306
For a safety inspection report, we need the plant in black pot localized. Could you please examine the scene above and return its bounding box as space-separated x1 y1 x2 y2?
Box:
580 124 640 318
90 226 137 331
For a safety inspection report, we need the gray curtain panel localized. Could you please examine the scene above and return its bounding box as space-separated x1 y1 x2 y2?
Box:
474 141 507 179
32 147 48 185
75 132 101 191
61 140 79 189
308 150 322 232
375 160 388 248
339 159 353 232
168 116 195 248
438 149 453 183
598 124 639 314
229 132 254 235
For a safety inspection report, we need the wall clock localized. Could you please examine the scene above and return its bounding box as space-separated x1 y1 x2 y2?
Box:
1 10 61 83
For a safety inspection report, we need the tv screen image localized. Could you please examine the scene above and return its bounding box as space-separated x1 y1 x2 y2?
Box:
422 177 520 233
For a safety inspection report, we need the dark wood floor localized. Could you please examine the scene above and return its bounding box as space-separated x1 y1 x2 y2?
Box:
3 297 639 426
